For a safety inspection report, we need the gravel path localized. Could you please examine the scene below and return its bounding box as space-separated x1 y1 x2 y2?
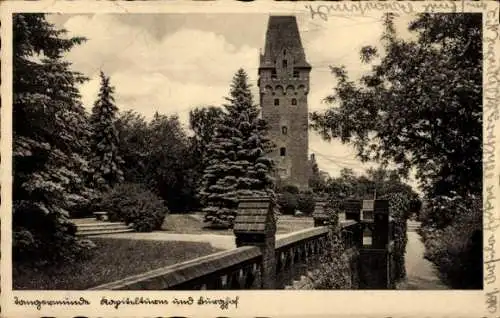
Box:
397 221 449 290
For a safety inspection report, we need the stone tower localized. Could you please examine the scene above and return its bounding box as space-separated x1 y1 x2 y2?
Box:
258 16 311 189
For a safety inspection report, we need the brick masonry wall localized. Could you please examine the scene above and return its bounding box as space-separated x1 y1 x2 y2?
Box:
259 16 311 190
260 73 310 189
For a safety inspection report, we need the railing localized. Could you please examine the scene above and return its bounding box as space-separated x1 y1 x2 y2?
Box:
274 221 359 288
90 246 262 290
90 222 357 290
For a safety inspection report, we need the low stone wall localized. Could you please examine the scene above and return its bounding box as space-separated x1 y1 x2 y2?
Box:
89 197 399 290
90 246 262 290
90 226 343 290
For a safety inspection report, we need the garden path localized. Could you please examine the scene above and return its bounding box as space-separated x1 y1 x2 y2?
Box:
397 221 449 290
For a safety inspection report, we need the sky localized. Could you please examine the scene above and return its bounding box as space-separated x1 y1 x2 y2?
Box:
47 12 418 189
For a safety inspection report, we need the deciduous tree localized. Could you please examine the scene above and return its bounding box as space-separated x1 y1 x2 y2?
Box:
311 13 482 288
311 13 481 198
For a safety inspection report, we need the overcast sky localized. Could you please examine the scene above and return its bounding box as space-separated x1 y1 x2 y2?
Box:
47 12 418 188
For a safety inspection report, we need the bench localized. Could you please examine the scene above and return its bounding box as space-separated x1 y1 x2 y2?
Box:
93 211 109 221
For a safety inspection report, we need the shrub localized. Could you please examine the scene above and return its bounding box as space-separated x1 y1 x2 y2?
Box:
281 184 300 195
381 192 411 283
297 190 316 215
302 206 359 289
277 191 298 215
12 206 96 266
68 200 97 219
98 183 169 232
419 193 482 289
13 200 81 265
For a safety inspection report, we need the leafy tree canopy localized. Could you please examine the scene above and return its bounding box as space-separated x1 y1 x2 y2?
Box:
310 13 482 198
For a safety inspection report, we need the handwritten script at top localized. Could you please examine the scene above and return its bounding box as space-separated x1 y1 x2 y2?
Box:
305 1 488 21
305 2 413 21
484 6 500 315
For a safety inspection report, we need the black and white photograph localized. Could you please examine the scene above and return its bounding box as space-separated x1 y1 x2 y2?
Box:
1 0 497 316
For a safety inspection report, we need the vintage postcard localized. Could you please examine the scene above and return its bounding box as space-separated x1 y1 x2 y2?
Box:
1 0 499 317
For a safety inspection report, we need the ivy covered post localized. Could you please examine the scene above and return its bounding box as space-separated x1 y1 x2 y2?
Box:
312 200 329 227
343 200 363 247
358 199 395 289
234 196 277 289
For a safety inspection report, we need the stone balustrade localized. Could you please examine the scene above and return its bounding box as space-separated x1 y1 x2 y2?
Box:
90 245 263 290
90 223 358 290
89 197 395 290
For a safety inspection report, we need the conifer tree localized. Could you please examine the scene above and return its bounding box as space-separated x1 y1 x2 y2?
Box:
12 14 93 263
89 71 124 191
199 69 274 228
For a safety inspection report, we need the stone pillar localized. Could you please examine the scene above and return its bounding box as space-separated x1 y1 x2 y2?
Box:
344 199 362 246
372 200 390 249
358 199 393 289
233 196 277 289
312 200 328 227
344 200 362 222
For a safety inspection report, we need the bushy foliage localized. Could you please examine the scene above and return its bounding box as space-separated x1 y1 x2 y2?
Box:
277 191 298 215
147 113 200 212
114 110 150 184
311 14 481 196
12 13 94 264
310 14 482 288
98 183 169 232
115 111 200 212
281 184 300 194
297 190 316 215
189 106 224 188
381 192 410 283
308 155 328 193
305 204 359 289
312 231 354 289
419 194 482 289
199 69 274 228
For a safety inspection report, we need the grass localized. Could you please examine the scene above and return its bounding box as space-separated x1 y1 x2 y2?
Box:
13 238 222 290
162 213 314 235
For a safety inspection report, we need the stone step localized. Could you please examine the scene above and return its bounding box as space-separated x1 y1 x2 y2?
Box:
76 228 134 237
77 222 129 229
73 217 96 222
77 225 131 233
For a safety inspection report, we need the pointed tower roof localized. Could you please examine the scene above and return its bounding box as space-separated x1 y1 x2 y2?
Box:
259 16 311 69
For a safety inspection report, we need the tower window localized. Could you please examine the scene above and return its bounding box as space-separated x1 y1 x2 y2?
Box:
291 98 297 105
282 60 287 68
271 69 277 79
274 98 280 106
280 147 286 156
282 126 288 135
293 70 299 78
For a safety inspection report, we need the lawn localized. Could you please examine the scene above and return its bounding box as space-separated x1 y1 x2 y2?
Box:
13 238 221 290
162 213 314 235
